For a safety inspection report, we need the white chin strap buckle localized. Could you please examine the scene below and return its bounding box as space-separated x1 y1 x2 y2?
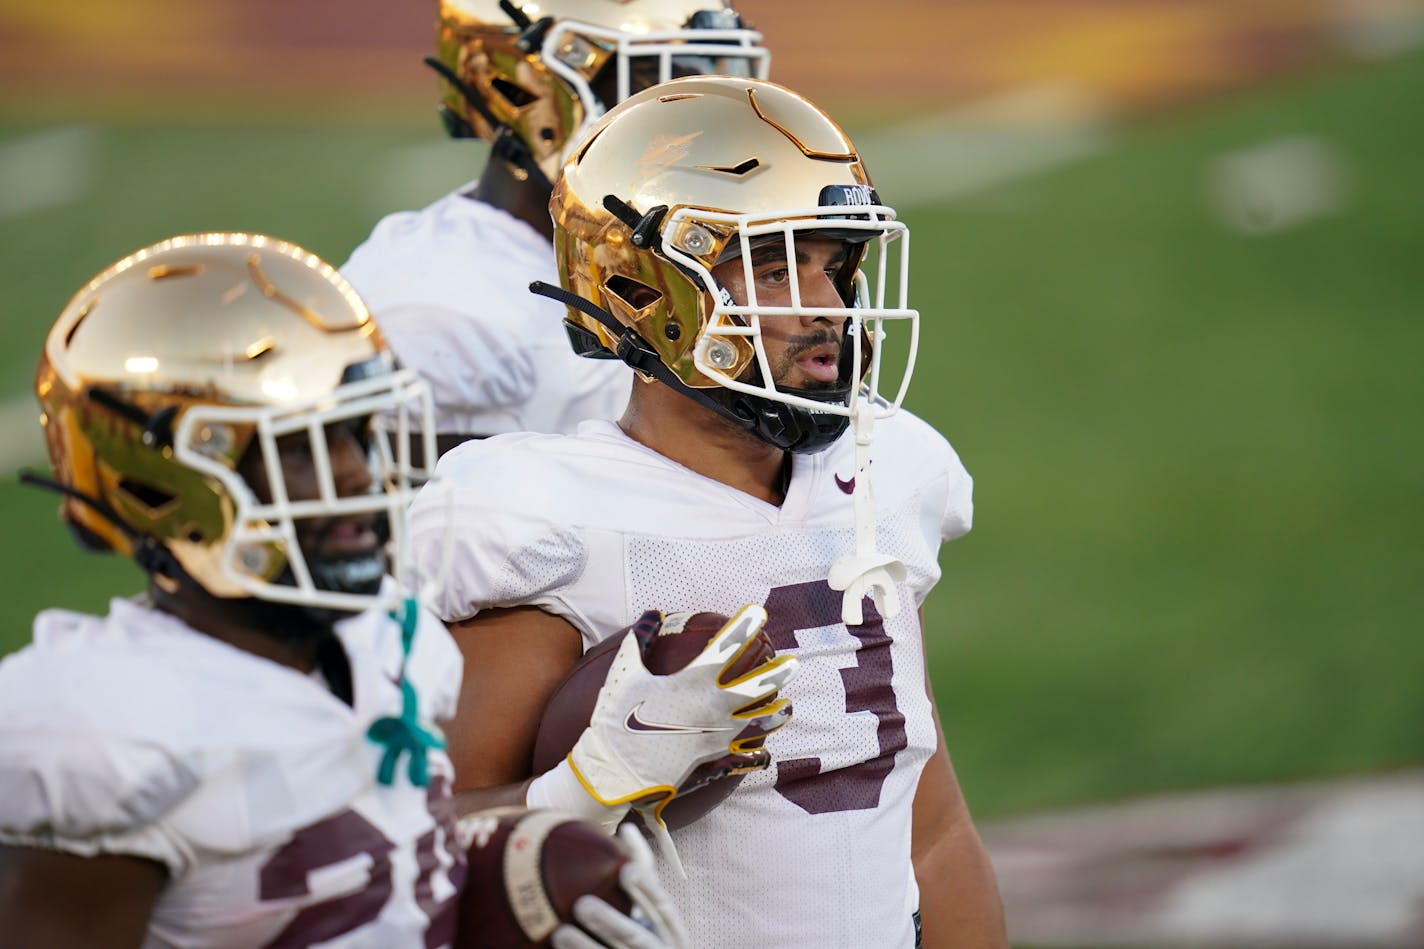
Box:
827 402 907 627
829 552 906 626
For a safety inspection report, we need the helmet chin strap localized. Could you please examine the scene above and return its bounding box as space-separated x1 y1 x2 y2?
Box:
826 397 907 628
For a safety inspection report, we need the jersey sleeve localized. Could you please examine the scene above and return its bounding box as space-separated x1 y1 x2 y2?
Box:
408 439 587 625
0 651 198 874
371 301 538 418
940 440 974 542
341 203 550 434
883 409 974 544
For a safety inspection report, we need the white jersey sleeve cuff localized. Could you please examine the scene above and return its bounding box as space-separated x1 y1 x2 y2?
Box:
0 728 197 875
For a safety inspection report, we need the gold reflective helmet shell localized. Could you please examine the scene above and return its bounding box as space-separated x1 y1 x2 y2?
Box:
434 0 769 185
548 76 919 453
34 233 436 612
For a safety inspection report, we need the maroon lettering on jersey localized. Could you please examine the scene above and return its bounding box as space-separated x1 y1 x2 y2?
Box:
260 809 396 948
257 775 466 948
764 580 908 815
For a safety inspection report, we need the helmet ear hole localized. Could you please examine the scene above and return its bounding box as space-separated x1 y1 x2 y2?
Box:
604 275 661 312
490 77 537 109
118 479 178 515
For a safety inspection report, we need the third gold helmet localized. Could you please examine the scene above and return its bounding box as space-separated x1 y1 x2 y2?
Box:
431 0 770 187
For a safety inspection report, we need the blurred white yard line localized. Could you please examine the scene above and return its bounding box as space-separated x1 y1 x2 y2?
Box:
0 396 44 477
1208 136 1350 235
857 82 1112 208
0 125 99 220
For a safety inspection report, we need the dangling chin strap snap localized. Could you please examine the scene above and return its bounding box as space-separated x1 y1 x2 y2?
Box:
827 403 907 626
367 596 447 787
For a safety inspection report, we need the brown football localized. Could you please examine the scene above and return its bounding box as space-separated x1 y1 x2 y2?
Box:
453 807 632 949
530 610 778 830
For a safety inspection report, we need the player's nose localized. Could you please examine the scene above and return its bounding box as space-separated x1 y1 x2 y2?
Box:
797 263 845 322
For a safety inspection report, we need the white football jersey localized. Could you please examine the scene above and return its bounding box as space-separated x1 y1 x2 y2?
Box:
409 413 973 949
0 596 467 949
341 188 631 437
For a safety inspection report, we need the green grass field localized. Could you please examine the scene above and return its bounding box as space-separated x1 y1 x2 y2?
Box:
2 52 1421 819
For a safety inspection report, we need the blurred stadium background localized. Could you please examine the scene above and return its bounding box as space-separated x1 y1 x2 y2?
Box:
3 1 1423 944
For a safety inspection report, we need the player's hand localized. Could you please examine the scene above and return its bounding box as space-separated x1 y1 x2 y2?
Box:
569 604 797 815
550 824 689 949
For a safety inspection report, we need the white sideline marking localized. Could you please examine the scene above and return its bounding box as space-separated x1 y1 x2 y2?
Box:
856 83 1112 208
0 126 99 220
0 396 45 477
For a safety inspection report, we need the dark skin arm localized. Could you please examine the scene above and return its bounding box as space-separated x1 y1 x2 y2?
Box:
912 703 1009 948
445 605 586 816
0 846 166 949
912 610 1009 949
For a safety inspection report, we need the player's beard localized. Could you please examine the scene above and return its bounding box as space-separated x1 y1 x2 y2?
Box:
699 326 852 452
764 328 850 395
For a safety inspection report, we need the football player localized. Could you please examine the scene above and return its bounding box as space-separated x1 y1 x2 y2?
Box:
408 78 1010 948
0 234 688 949
340 0 771 455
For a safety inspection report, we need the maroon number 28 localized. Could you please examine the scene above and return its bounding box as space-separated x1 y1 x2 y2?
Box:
258 778 463 948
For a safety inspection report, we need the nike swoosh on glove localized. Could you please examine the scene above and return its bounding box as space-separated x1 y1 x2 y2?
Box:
570 604 797 818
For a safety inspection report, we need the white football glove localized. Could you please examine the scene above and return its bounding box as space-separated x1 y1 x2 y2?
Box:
550 824 689 949
528 604 797 831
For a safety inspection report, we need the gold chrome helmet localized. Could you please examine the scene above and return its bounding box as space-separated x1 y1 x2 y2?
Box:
539 76 919 454
431 0 770 188
31 233 436 613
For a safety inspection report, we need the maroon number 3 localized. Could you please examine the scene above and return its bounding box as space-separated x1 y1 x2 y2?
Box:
763 580 907 815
